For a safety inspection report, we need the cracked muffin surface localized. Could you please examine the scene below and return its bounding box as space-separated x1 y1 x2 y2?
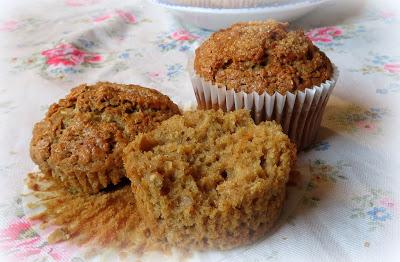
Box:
30 82 180 194
123 109 296 250
194 20 333 95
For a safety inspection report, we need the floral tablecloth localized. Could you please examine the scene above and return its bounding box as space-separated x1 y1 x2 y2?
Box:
0 0 400 261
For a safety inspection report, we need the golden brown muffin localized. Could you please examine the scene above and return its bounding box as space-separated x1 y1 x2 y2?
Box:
123 109 296 250
30 82 180 194
194 20 333 95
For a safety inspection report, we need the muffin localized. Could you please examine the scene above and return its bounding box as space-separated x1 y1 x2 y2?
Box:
123 109 296 250
30 82 180 194
190 20 338 149
162 0 284 8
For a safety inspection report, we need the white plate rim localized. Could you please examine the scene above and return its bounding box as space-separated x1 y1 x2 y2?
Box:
150 0 329 14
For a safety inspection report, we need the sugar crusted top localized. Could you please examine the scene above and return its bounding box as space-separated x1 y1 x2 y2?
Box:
30 82 180 193
194 20 333 95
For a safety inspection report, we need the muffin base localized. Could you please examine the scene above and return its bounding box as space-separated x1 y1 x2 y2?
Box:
189 56 338 150
51 169 125 195
124 110 296 250
137 180 287 250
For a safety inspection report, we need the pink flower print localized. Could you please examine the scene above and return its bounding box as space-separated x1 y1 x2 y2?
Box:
380 197 395 208
384 63 400 73
381 11 396 19
0 219 73 261
65 0 101 6
0 218 36 240
306 26 343 43
14 247 42 259
86 54 102 63
0 20 18 32
116 10 137 24
93 10 136 24
93 14 113 23
171 30 198 41
41 43 102 67
0 218 40 253
149 72 161 77
355 120 377 133
147 71 163 81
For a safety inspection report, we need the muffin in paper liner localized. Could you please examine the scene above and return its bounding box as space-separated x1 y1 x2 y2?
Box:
188 56 339 150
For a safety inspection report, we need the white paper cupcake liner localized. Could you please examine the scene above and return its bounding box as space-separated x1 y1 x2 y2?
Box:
188 56 339 150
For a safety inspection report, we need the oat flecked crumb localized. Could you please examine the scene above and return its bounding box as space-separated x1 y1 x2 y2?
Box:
123 109 297 250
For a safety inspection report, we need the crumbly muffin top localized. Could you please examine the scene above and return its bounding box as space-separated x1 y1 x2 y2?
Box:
194 20 333 95
30 82 180 193
123 109 296 249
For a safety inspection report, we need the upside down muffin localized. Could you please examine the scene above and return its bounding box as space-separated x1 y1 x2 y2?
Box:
30 82 180 194
194 20 333 95
123 109 296 250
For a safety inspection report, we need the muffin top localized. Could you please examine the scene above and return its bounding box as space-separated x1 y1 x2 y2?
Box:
30 82 180 193
123 109 296 249
194 20 333 95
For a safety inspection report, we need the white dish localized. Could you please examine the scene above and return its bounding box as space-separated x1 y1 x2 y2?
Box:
150 0 328 30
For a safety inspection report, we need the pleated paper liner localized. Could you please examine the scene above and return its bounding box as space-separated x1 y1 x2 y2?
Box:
189 57 338 150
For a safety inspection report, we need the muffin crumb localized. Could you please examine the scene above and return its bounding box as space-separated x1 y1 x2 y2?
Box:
124 109 296 250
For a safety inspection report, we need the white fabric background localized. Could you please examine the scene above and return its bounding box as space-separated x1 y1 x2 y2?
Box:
0 0 399 261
